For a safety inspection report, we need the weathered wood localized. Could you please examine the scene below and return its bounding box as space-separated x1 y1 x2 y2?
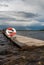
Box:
11 35 44 47
11 37 26 47
3 30 44 48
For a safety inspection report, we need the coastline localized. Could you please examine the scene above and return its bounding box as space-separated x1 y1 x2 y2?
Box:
0 31 44 65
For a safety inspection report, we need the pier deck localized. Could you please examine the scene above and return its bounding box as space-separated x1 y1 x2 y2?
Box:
10 35 44 47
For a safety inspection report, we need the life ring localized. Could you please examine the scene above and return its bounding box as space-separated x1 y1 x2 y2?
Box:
6 27 16 37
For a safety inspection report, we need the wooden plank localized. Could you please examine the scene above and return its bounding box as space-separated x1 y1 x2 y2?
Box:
11 37 26 47
3 31 44 48
11 35 44 47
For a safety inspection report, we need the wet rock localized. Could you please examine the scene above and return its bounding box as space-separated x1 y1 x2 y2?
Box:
0 32 44 65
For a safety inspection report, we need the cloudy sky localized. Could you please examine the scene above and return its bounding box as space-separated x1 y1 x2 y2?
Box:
0 0 44 30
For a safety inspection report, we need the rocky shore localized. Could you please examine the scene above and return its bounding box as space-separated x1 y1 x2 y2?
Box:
0 31 44 65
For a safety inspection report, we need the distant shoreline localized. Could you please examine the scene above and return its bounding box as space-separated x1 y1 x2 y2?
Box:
17 30 44 31
0 30 44 31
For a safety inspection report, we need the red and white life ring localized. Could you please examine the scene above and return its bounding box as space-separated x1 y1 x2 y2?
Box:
6 27 16 37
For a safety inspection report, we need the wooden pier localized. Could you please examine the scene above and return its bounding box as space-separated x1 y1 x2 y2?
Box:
10 34 44 48
3 31 44 49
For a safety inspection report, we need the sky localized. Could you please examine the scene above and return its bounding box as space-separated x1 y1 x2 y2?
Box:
0 0 44 30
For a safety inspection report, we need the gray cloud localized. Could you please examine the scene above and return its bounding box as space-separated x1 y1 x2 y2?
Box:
0 11 39 22
17 11 38 18
22 0 44 13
